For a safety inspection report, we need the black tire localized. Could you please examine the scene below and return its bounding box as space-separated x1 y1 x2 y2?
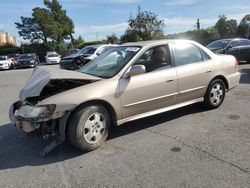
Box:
203 79 226 109
67 105 111 151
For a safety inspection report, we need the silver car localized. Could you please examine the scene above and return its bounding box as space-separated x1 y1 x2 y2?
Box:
9 40 241 156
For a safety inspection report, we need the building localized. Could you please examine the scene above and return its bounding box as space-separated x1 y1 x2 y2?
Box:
0 32 17 47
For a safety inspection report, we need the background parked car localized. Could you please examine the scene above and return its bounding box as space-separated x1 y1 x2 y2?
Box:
59 44 117 70
0 56 12 70
207 38 250 63
16 54 40 68
45 52 61 64
61 48 80 57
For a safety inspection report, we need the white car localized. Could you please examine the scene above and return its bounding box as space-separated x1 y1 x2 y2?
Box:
45 53 61 64
0 56 12 70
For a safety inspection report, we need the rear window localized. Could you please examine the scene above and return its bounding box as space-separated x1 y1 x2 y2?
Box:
207 40 230 48
48 54 59 57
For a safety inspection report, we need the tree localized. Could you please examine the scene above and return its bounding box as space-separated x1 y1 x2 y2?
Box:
106 33 119 44
73 36 84 48
15 0 74 46
238 14 250 38
15 17 48 43
121 6 165 42
215 15 238 38
174 28 219 45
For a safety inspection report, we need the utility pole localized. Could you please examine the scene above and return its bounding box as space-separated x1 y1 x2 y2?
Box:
96 32 99 41
196 19 200 30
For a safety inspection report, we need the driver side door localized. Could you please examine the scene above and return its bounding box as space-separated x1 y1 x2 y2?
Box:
119 45 178 119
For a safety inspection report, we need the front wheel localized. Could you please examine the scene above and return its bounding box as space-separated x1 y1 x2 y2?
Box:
68 105 111 151
203 79 226 109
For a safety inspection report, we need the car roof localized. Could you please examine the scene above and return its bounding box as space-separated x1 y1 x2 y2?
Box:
120 39 195 48
84 44 117 48
214 38 249 42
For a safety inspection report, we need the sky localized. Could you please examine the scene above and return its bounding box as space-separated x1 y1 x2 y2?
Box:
0 0 249 43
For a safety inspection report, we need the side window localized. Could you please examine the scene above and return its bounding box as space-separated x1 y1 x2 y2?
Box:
239 40 250 46
229 40 239 47
200 49 211 61
135 45 171 73
96 47 105 56
172 43 203 66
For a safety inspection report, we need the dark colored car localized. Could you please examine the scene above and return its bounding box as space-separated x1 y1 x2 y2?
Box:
16 54 40 68
59 44 117 70
207 38 250 63
61 48 80 57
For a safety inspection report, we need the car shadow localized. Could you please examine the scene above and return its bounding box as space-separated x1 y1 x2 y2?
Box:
240 68 250 84
0 104 206 170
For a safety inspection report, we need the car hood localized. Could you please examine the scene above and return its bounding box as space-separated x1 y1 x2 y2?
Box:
19 66 101 101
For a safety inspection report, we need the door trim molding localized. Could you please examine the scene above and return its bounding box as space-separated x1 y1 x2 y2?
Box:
118 97 204 125
123 93 178 108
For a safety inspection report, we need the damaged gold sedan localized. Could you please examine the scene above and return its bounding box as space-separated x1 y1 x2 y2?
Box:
9 40 240 156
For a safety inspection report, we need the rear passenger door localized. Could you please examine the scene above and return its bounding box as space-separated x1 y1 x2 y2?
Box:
171 42 214 103
236 39 250 61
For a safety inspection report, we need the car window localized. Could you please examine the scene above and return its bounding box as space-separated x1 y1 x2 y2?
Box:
172 43 203 66
79 46 141 78
200 49 211 61
239 40 250 46
135 45 172 73
96 47 106 55
229 40 239 47
0 56 7 61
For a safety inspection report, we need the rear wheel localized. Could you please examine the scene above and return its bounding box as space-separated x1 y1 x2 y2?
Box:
204 79 226 109
68 105 111 151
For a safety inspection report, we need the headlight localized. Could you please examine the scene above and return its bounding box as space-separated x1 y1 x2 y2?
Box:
15 104 56 119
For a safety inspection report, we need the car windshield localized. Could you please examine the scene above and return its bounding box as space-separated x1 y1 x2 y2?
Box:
207 40 231 48
18 55 33 60
79 47 97 55
79 46 141 78
48 54 59 57
0 56 7 61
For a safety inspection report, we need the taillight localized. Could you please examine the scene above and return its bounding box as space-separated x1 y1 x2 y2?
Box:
235 59 239 72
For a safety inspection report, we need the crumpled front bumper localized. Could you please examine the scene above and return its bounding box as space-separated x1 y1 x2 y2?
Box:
9 101 34 132
9 101 75 156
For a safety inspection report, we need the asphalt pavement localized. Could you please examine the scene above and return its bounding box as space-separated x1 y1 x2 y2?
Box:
0 64 249 188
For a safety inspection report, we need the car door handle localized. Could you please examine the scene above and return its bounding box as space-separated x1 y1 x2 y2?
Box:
166 79 174 82
206 70 212 73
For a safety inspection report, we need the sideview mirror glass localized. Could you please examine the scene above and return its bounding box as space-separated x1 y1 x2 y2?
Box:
127 65 146 77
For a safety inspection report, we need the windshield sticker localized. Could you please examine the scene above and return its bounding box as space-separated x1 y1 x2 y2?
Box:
124 47 140 52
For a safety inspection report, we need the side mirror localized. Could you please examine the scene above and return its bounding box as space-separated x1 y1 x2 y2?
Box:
227 45 233 49
126 65 146 77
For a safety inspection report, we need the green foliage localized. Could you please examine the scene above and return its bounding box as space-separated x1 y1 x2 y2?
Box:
215 15 238 38
0 46 21 56
15 0 74 49
106 33 119 44
15 17 47 43
121 6 165 42
173 28 219 45
73 36 85 48
238 14 250 38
